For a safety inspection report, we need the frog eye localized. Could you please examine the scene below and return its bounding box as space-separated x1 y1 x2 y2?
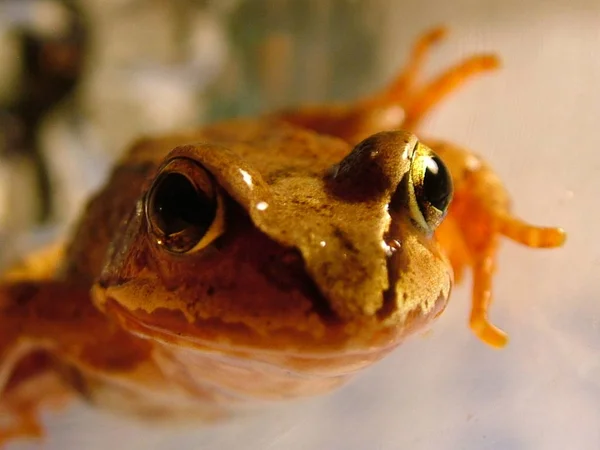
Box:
146 158 225 253
407 144 453 233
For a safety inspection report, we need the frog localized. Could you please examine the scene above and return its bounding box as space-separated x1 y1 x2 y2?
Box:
0 27 566 446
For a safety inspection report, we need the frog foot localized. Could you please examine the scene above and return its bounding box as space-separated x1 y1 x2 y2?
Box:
431 141 566 347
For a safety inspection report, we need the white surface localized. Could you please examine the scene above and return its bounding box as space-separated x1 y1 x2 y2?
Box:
9 1 599 449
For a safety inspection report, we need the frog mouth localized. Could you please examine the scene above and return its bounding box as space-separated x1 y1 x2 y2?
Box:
100 282 442 359
101 299 410 403
102 293 390 352
100 295 407 380
101 292 446 393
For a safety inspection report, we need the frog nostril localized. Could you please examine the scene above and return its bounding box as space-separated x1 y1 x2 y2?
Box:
259 249 309 291
280 249 304 266
259 248 338 322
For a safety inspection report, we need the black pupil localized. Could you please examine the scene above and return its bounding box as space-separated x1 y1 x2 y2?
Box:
422 155 451 211
152 172 215 236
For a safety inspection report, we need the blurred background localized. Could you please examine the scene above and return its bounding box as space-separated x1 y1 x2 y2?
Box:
1 0 598 449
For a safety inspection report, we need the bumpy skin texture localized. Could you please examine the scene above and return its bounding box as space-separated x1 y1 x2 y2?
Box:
0 27 565 446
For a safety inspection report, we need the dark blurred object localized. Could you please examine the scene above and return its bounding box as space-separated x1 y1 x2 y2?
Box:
1 0 87 222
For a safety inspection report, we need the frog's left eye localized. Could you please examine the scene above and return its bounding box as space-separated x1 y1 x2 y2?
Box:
146 158 225 253
407 144 453 233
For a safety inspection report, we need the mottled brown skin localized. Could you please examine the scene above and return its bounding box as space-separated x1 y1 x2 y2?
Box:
0 27 566 446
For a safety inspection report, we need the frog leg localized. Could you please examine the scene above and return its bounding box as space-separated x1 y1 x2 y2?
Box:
0 280 150 445
273 26 499 143
428 140 566 348
0 355 70 446
0 281 86 444
0 245 69 444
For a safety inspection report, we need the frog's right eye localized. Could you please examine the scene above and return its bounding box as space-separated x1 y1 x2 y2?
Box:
405 143 453 234
146 158 225 254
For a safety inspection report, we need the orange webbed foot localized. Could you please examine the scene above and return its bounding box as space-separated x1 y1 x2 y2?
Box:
496 214 567 249
470 213 565 348
431 141 566 348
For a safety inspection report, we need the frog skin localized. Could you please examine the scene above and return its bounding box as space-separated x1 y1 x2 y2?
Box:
0 27 565 445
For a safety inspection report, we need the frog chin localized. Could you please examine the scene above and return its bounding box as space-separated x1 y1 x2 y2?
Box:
95 288 451 408
95 298 405 403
